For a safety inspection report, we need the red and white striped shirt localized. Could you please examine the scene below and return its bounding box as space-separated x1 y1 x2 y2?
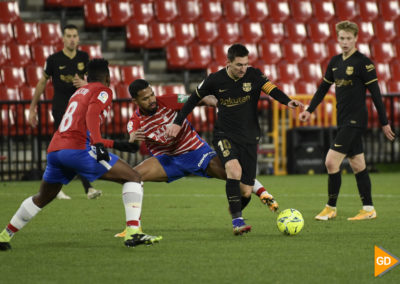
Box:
127 94 204 156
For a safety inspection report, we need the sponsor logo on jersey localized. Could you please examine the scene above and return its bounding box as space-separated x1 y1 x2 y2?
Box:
219 95 250 107
332 67 338 71
346 66 354 75
242 82 252 92
77 62 85 71
59 65 66 70
97 91 108 104
219 89 228 93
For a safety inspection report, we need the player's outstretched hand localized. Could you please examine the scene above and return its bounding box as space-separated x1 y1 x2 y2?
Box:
94 143 110 162
113 141 139 153
166 124 181 138
299 110 311 122
382 124 396 141
288 100 304 109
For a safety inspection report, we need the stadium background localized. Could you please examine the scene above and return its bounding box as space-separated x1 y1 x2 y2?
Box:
0 0 399 181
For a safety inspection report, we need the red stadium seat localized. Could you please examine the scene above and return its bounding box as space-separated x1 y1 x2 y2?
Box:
1 66 26 88
277 61 300 83
394 38 400 60
379 0 400 21
244 43 258 65
295 81 318 95
370 40 395 63
222 0 247 22
281 40 305 64
25 65 43 87
177 0 200 23
258 41 282 64
373 20 396 42
312 0 335 22
304 40 328 63
159 84 186 95
374 62 391 82
307 20 331 43
0 86 19 100
186 43 212 69
390 59 400 81
172 22 196 45
145 21 173 49
218 21 240 44
298 60 322 83
200 0 223 22
13 22 39 45
107 1 133 27
356 21 374 43
31 44 54 67
334 0 358 20
7 43 32 67
0 44 7 66
84 2 108 27
255 62 278 82
387 81 400 93
126 21 149 48
0 23 13 45
212 41 230 66
45 83 54 100
356 43 371 58
246 0 269 22
286 20 307 43
115 83 131 99
358 0 378 21
38 23 62 45
326 39 341 58
290 0 313 22
154 0 178 22
166 43 189 69
267 1 290 22
131 0 154 23
262 20 284 43
79 44 102 59
0 1 20 23
277 82 296 96
378 81 387 95
207 62 224 74
240 21 263 44
20 85 40 100
109 65 121 85
196 21 219 44
120 65 145 85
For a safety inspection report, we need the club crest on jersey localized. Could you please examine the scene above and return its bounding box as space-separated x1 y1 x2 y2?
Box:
242 82 252 92
77 62 85 71
346 66 354 75
97 91 108 104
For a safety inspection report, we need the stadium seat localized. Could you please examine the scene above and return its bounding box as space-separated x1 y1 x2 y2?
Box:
307 20 331 43
25 65 43 87
120 65 145 85
379 0 400 21
166 43 189 69
258 40 282 64
222 0 247 22
370 40 395 63
7 43 32 67
244 43 259 65
298 60 322 83
211 41 230 65
79 44 102 59
373 20 396 42
394 38 400 60
177 0 200 23
246 0 269 22
286 20 307 43
173 22 196 45
326 39 341 58
45 83 54 100
159 84 186 95
207 62 224 74
31 44 54 67
277 82 296 96
356 43 371 57
1 66 25 88
13 22 39 45
38 23 62 45
334 0 358 20
200 0 223 22
277 61 300 83
154 0 178 22
290 0 313 22
131 0 154 23
312 0 335 22
218 21 240 44
358 0 378 21
115 83 131 99
84 2 108 27
0 23 13 45
255 62 278 82
387 81 400 94
109 65 121 86
186 43 212 69
374 62 391 82
196 21 219 44
356 21 374 43
267 1 290 22
107 1 133 27
0 85 19 100
0 45 7 66
295 81 318 95
378 81 388 95
145 21 173 49
390 59 400 81
304 40 328 63
262 20 284 43
281 40 305 63
20 85 40 100
126 21 149 48
0 1 20 23
240 21 263 44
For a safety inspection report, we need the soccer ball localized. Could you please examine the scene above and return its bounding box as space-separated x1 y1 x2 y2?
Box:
276 208 304 235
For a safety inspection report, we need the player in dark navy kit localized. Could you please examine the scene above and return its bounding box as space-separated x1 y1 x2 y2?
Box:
28 24 101 200
167 44 303 235
0 59 161 251
299 21 395 221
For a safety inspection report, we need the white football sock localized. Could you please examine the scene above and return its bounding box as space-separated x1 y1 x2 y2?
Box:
363 205 374 212
122 182 143 229
9 196 41 232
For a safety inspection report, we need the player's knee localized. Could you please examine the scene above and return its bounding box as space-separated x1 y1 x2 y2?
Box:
325 158 339 172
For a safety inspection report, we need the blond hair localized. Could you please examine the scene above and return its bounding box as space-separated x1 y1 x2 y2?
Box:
335 21 358 37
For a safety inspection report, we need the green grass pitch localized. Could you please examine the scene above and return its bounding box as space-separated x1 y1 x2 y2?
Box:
0 173 399 283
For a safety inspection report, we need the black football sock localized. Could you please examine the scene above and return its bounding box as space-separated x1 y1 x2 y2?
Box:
79 175 91 194
241 196 251 210
226 179 242 219
327 171 341 207
355 169 373 206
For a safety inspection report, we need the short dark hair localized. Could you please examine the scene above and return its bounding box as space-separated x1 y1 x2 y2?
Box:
63 24 78 35
87 58 109 83
129 79 149 98
227 44 249 62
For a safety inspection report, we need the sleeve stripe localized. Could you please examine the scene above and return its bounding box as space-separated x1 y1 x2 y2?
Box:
261 82 277 94
365 78 378 85
195 89 202 98
323 77 333 84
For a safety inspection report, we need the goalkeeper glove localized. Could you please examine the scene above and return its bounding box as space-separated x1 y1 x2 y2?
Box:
94 143 110 162
113 141 140 153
